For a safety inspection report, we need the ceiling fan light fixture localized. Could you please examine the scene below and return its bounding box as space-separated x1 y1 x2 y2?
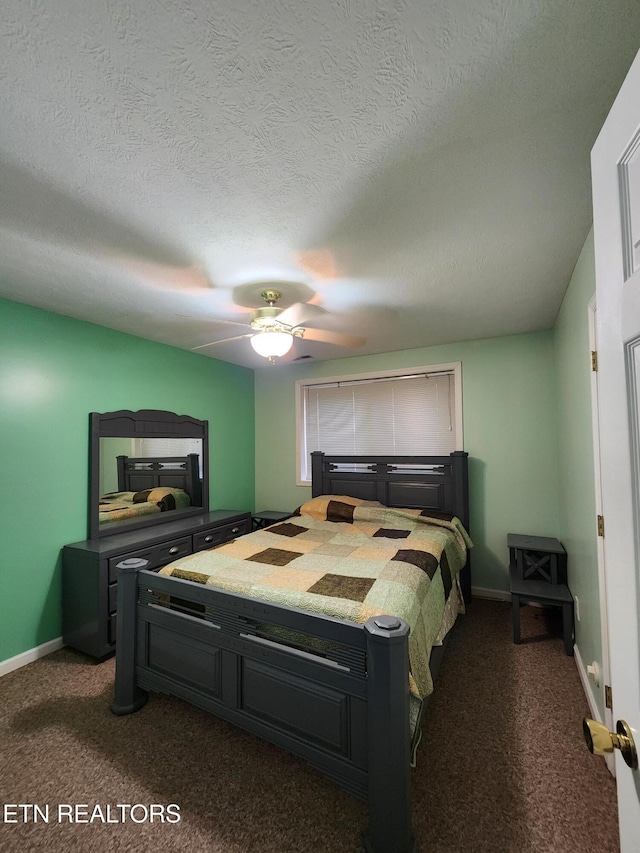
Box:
250 329 294 359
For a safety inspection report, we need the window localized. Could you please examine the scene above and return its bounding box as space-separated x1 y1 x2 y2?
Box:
296 362 463 483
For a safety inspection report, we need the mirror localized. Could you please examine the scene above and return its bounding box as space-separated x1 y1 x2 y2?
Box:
89 410 209 539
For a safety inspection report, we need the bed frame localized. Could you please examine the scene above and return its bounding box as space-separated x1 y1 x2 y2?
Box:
111 451 470 853
115 454 203 507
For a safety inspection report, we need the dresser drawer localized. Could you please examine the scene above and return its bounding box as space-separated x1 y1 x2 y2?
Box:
193 518 251 552
108 535 192 581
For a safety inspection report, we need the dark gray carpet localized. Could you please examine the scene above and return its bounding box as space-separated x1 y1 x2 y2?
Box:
0 599 619 852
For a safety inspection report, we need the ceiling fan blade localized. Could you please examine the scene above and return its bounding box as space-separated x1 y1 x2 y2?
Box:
191 333 254 351
177 314 250 329
301 328 365 348
277 302 327 328
121 261 212 292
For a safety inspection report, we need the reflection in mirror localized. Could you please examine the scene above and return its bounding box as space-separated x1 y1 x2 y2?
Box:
98 437 204 529
89 410 209 539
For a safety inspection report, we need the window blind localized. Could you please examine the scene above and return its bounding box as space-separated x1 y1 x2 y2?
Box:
302 372 457 479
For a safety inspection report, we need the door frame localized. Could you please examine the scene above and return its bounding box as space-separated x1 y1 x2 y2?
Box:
587 295 615 775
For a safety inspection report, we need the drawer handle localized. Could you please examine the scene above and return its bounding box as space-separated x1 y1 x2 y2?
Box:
204 535 214 542
231 527 240 534
168 546 180 554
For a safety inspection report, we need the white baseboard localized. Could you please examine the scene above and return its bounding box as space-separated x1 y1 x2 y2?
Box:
574 644 601 723
574 644 615 776
0 637 64 678
472 586 511 602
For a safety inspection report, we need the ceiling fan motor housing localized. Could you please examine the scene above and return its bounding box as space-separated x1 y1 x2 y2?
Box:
250 290 294 331
250 306 284 329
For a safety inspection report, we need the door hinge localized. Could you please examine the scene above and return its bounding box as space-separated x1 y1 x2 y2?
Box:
591 350 598 371
597 514 605 537
605 685 612 709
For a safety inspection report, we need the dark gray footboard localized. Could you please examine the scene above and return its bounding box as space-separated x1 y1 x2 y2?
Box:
111 562 418 853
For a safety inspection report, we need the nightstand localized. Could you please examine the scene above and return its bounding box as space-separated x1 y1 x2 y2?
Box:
508 533 574 656
252 510 294 531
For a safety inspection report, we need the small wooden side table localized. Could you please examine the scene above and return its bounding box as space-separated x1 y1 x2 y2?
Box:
508 533 574 656
508 533 567 583
252 511 294 531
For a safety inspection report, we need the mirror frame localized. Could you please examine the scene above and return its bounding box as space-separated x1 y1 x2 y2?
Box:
89 409 209 539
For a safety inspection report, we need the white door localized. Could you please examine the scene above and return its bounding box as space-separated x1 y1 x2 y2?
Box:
592 48 640 849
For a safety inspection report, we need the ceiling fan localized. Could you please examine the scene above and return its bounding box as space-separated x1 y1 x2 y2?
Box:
190 289 365 362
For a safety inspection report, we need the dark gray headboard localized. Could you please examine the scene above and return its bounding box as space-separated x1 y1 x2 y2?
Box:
116 454 203 506
310 451 471 601
311 451 469 528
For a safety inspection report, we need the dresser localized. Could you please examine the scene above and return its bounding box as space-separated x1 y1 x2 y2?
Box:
63 509 252 659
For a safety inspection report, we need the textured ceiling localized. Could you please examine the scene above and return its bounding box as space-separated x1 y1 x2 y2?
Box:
1 1 639 368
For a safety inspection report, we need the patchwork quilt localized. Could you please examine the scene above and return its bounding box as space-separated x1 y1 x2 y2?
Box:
159 496 472 698
99 487 190 524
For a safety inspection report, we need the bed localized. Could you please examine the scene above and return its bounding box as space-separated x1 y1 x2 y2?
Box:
98 454 201 525
111 450 471 853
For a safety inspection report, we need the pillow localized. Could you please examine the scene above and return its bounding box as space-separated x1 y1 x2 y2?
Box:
297 495 382 523
133 487 189 511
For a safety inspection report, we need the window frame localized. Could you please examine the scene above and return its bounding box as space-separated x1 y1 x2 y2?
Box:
295 361 463 485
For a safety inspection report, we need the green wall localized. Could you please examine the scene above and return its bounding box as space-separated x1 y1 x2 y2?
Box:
0 297 255 664
553 229 603 716
254 331 560 592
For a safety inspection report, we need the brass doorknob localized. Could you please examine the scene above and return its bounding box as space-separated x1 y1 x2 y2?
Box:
583 718 638 769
